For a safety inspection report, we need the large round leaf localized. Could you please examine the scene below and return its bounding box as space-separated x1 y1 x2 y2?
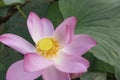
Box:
59 0 120 79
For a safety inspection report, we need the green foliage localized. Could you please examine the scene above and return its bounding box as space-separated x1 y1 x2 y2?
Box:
114 58 120 80
115 66 120 80
59 0 120 79
0 0 25 6
3 0 25 5
0 63 5 71
0 0 6 6
84 52 114 73
81 72 107 80
0 7 8 16
47 2 63 27
22 0 49 17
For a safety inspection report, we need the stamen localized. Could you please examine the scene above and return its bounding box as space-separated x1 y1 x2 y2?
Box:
36 38 59 59
37 38 53 50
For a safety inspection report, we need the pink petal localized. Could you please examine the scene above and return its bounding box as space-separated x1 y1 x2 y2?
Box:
42 66 70 80
54 52 89 73
0 33 35 54
6 60 41 80
63 34 97 56
27 12 43 43
41 18 54 37
24 53 53 72
53 16 77 47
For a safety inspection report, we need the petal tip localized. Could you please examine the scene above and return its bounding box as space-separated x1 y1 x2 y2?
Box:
69 16 77 24
29 12 36 17
84 34 97 47
28 12 40 21
71 16 77 21
91 38 97 47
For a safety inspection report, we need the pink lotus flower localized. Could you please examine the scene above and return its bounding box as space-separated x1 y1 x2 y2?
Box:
0 12 96 80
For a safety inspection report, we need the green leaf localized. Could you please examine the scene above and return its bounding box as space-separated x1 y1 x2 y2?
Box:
80 72 107 80
23 0 49 17
115 66 120 80
0 0 6 6
0 63 5 71
114 57 120 80
84 52 114 73
3 0 25 5
47 2 63 27
0 7 9 16
0 70 7 80
59 0 120 78
0 44 6 72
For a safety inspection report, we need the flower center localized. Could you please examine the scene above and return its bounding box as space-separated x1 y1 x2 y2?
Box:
36 38 59 59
